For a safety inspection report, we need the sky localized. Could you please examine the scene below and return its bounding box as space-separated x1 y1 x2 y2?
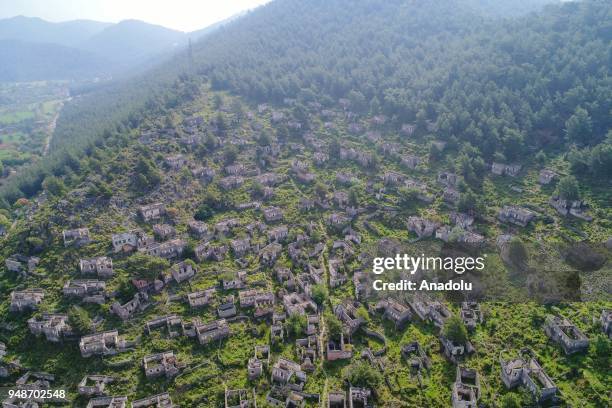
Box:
0 0 272 32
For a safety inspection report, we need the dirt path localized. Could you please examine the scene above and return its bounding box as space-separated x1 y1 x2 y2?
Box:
43 97 70 156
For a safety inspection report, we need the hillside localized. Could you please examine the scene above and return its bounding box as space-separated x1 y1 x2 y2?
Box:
0 1 609 407
0 39 109 82
78 19 185 65
0 15 111 47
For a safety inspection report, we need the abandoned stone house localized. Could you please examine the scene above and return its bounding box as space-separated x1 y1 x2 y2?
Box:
491 162 521 177
77 375 114 397
138 203 165 222
188 220 212 239
224 163 246 176
404 178 433 202
271 111 285 123
143 351 184 379
334 301 365 336
283 292 317 316
132 278 164 294
377 298 412 329
257 172 280 186
327 213 350 228
538 169 556 185
328 258 347 288
195 318 230 345
335 171 356 186
402 123 416 136
260 243 282 266
451 366 480 408
230 237 252 258
79 330 128 358
63 228 91 247
222 271 247 290
85 395 128 408
63 279 106 303
215 218 240 235
401 341 431 374
191 166 216 182
187 288 216 308
295 169 316 184
401 154 421 169
543 315 590 354
5 254 40 275
333 191 350 208
299 198 315 211
170 261 196 284
268 225 288 242
275 267 296 290
111 292 149 321
111 230 153 253
165 154 186 170
153 224 176 241
226 388 256 408
549 196 592 221
140 238 186 259
247 357 263 380
497 206 535 227
144 315 182 338
436 226 485 246
131 392 174 408
348 387 373 408
352 271 371 301
271 358 307 391
450 212 475 229
500 349 557 403
313 151 328 166
326 333 353 361
440 335 476 365
407 216 439 238
195 242 229 262
80 257 114 278
218 297 237 318
437 172 459 187
263 206 284 222
239 289 275 309
383 171 403 186
460 302 483 331
9 289 44 312
443 187 461 205
219 176 244 190
28 313 73 342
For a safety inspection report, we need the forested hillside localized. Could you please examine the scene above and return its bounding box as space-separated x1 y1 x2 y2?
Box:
2 0 609 206
0 1 609 407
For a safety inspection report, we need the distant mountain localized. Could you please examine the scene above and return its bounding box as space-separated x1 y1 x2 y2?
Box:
0 39 108 81
0 14 241 81
0 15 111 47
77 19 186 66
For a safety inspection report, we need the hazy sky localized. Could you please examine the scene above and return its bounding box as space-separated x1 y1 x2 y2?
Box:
0 0 271 32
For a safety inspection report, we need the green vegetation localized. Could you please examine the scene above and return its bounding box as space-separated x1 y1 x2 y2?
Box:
0 1 609 407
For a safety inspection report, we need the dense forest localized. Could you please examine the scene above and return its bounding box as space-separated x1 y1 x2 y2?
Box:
1 0 610 205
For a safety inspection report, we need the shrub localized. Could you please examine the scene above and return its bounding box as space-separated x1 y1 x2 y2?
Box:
311 284 328 305
345 361 382 389
443 315 468 345
68 306 91 335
